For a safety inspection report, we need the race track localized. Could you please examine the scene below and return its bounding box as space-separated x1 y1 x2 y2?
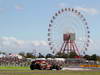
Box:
0 69 100 75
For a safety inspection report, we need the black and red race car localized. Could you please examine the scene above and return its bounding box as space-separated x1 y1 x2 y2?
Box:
30 60 62 70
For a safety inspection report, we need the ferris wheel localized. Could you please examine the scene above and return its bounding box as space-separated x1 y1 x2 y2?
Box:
48 8 90 56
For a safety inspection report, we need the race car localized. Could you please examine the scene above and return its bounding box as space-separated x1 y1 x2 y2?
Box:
30 60 62 70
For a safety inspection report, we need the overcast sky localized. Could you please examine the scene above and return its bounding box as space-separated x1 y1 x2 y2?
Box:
0 0 100 55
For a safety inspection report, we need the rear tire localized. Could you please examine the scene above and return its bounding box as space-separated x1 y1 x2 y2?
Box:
52 64 61 70
30 65 34 70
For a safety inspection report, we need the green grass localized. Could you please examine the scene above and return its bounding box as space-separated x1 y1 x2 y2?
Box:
0 70 100 75
0 66 29 70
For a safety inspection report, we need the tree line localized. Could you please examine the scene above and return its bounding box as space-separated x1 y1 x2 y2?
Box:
18 51 100 62
1 51 100 62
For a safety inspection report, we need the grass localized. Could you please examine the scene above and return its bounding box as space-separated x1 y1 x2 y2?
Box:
0 66 29 70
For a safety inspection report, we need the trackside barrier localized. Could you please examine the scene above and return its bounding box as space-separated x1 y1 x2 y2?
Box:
80 65 100 68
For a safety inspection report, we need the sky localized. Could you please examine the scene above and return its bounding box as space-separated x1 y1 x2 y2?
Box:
0 0 100 55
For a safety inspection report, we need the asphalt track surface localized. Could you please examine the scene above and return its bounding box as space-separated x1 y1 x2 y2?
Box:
0 69 100 74
0 70 67 75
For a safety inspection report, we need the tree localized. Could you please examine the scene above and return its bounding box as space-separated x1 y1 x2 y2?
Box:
84 55 91 60
55 52 68 58
46 53 54 58
38 53 44 58
91 54 97 61
68 51 78 58
18 52 25 57
0 51 6 54
25 52 36 58
97 56 100 62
